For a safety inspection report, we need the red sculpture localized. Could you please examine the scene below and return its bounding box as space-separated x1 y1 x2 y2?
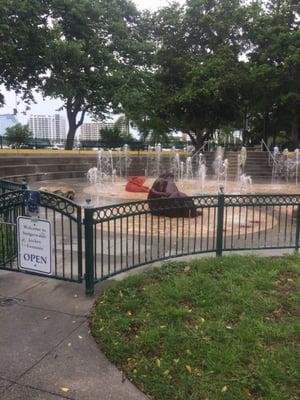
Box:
148 173 202 218
125 176 149 193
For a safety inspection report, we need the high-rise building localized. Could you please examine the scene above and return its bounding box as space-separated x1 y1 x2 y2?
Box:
53 114 67 142
0 114 18 136
28 114 66 142
80 122 103 141
79 119 129 141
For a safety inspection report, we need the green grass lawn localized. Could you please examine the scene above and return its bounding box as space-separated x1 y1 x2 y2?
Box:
90 256 300 400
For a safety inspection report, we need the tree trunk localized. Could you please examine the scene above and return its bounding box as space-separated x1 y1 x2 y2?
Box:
64 99 86 150
65 121 77 150
291 115 300 148
187 129 210 151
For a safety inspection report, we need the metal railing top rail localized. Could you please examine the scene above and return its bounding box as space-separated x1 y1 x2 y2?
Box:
0 190 25 211
88 192 300 223
261 139 278 166
0 188 82 222
0 179 27 191
39 190 82 222
191 141 210 159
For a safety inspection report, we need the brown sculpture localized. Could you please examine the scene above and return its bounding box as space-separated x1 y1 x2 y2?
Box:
39 186 75 200
148 173 201 218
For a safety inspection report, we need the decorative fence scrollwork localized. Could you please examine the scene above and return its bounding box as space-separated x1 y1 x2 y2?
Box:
84 192 300 294
0 180 300 295
0 187 83 283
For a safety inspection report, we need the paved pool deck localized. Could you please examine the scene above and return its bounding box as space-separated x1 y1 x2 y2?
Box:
0 270 148 400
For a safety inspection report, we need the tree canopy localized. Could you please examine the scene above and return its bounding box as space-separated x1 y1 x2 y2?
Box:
0 0 299 149
121 0 300 149
4 123 32 147
0 0 51 105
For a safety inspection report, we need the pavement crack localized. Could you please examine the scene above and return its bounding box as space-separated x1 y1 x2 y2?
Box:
13 279 48 297
17 301 88 318
14 319 86 388
1 381 76 399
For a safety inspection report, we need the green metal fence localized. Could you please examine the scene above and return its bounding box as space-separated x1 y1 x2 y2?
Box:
0 180 300 295
0 188 83 283
84 192 300 294
0 179 27 194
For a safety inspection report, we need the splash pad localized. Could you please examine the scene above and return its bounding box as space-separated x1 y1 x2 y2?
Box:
33 145 300 243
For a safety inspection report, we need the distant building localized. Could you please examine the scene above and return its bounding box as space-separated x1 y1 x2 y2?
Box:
79 119 129 142
80 122 103 142
53 114 66 142
28 114 66 142
0 114 18 136
181 132 188 141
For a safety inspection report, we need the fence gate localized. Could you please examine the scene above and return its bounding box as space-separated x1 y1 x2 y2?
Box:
0 189 83 283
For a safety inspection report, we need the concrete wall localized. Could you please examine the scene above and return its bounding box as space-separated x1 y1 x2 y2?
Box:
0 151 272 183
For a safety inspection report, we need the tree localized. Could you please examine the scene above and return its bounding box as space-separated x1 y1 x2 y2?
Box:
4 124 32 147
244 0 300 146
1 0 149 150
100 126 136 148
39 0 148 150
122 0 249 150
0 0 51 105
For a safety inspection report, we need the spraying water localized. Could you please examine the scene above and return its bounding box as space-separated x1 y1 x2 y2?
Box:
155 143 161 177
185 157 193 180
213 147 228 188
170 147 181 181
197 153 207 194
87 148 116 187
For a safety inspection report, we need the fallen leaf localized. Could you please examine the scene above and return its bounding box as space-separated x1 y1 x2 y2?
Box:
127 311 132 316
200 317 205 323
185 365 192 373
226 326 233 330
67 342 72 347
221 386 228 393
78 335 83 340
156 359 161 368
173 358 179 364
160 325 166 329
163 369 170 375
73 294 78 298
61 387 70 393
43 316 50 320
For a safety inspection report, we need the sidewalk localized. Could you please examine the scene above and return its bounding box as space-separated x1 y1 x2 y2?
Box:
0 270 148 400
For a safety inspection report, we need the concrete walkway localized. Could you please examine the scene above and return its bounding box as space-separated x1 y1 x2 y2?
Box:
0 270 148 400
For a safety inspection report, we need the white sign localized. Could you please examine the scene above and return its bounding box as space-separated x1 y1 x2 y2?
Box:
17 217 52 275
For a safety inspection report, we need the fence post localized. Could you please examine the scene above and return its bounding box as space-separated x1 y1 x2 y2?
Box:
216 187 225 257
295 205 300 253
84 205 94 295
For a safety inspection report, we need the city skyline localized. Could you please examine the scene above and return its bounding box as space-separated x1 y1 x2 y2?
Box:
28 114 66 142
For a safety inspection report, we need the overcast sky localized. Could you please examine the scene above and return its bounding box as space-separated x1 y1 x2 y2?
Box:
0 0 184 126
